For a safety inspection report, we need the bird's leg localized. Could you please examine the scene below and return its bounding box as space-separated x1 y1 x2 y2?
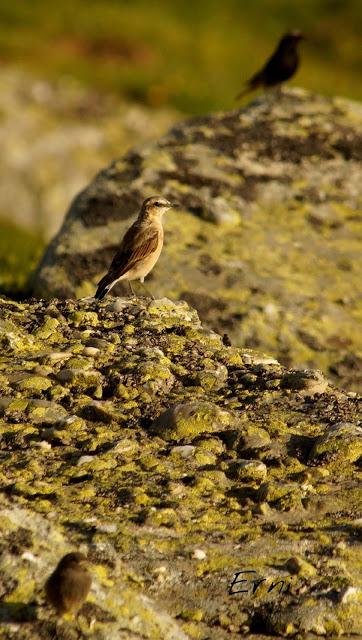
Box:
76 612 85 638
139 277 155 300
128 281 136 297
53 619 63 640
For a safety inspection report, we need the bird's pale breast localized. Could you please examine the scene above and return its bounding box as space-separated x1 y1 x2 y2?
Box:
123 222 164 281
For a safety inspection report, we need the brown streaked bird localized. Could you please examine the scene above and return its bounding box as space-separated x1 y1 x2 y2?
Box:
236 30 304 100
95 196 176 300
45 552 91 617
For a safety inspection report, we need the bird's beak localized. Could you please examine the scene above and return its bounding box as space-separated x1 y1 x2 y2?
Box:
170 202 180 209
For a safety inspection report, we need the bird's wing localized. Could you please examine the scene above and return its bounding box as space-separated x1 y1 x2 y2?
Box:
60 569 91 612
247 66 266 90
262 49 280 77
105 223 160 281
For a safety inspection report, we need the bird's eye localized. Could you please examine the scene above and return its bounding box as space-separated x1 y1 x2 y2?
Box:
155 202 162 207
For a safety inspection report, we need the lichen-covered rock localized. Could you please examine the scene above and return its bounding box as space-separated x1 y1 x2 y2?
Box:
223 459 267 484
309 421 362 466
32 89 362 391
281 369 328 394
0 295 361 638
150 401 234 440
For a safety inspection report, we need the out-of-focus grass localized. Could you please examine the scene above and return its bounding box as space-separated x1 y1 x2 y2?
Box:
0 0 361 114
0 223 44 298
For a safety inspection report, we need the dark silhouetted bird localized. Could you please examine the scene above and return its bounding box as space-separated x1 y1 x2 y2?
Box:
236 31 304 100
45 552 91 617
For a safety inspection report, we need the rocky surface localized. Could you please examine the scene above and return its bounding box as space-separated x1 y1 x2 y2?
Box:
0 295 361 638
32 88 362 392
0 68 177 238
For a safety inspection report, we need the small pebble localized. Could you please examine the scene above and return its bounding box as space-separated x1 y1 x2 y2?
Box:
338 586 362 603
77 455 94 466
22 551 38 563
35 441 52 450
82 346 100 356
109 298 129 313
171 445 195 458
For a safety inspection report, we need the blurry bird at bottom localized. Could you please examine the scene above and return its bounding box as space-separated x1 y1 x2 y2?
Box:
45 552 91 618
95 195 177 300
236 30 304 100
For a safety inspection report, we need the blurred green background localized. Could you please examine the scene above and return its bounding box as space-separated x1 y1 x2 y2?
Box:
1 0 362 111
0 0 361 296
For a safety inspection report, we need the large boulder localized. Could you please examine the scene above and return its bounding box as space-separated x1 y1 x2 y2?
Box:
32 88 362 391
0 295 361 638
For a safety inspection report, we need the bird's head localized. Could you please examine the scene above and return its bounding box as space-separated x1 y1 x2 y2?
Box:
56 552 89 570
141 196 178 220
281 30 305 47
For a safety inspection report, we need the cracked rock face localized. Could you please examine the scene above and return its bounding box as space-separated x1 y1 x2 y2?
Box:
0 296 361 638
32 88 362 392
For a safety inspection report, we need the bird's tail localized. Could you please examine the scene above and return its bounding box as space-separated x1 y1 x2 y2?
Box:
235 86 251 101
235 73 263 101
95 274 114 300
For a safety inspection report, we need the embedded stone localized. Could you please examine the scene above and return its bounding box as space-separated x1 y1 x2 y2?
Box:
225 459 267 484
310 422 362 464
281 369 329 394
150 401 234 441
